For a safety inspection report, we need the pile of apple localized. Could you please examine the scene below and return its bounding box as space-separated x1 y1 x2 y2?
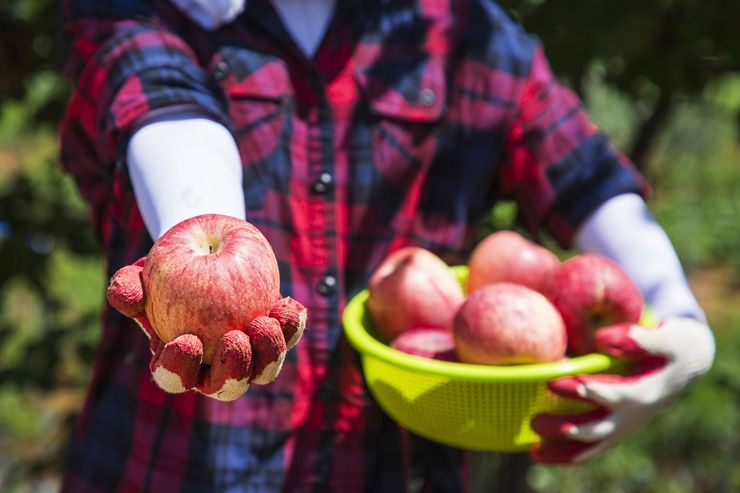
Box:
367 231 644 365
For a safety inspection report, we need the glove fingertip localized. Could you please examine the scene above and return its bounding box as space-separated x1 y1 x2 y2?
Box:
152 334 204 392
593 323 648 359
270 297 307 350
530 440 596 466
107 264 145 318
197 330 252 399
547 376 587 400
247 316 287 384
251 352 287 385
206 378 250 402
532 407 611 442
530 413 574 440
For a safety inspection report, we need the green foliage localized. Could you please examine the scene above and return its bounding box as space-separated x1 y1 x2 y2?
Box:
500 0 740 169
0 1 739 491
0 0 64 119
0 67 102 488
648 82 740 278
501 0 740 101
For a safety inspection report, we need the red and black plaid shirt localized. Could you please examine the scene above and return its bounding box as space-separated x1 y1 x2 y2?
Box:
58 1 648 491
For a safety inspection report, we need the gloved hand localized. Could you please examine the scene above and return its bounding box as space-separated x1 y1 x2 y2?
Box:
169 0 246 30
530 317 715 464
107 257 306 401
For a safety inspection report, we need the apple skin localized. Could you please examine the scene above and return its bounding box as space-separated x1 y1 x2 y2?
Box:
143 214 282 364
467 231 561 295
453 282 567 365
390 327 458 361
548 253 644 355
367 247 465 343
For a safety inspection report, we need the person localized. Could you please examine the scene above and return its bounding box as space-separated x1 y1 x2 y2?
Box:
57 0 715 491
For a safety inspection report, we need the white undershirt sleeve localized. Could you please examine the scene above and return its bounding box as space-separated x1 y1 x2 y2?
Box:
126 116 246 239
574 193 706 322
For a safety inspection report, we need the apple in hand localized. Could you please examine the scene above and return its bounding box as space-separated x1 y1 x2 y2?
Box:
367 247 464 343
142 214 285 364
106 214 307 400
467 230 561 295
390 327 457 361
548 253 643 355
453 282 567 365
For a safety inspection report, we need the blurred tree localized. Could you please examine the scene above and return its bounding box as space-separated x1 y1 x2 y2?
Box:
500 0 740 171
0 2 102 488
0 0 739 490
0 0 65 124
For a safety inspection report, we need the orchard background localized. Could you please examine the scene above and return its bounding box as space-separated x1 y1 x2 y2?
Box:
1 1 738 491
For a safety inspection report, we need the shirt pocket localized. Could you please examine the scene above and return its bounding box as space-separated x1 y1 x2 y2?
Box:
353 54 447 239
355 53 446 122
210 49 293 211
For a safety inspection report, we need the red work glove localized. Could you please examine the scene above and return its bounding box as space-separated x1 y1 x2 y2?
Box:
107 257 306 401
530 317 715 464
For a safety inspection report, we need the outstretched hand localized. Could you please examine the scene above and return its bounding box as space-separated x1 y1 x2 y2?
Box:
530 317 715 464
107 257 307 401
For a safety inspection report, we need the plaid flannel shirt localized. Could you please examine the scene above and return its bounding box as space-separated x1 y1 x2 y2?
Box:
58 1 648 491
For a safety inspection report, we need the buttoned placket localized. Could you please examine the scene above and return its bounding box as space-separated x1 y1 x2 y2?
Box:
306 68 339 302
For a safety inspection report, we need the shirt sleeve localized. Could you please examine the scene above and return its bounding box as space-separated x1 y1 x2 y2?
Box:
58 6 230 238
500 44 651 248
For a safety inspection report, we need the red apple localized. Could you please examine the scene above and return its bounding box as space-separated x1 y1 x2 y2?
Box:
453 282 567 365
106 214 308 399
467 230 561 295
390 327 457 361
548 253 644 355
143 214 283 364
367 247 464 342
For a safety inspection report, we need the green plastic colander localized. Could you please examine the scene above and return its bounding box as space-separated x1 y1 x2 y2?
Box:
342 266 630 452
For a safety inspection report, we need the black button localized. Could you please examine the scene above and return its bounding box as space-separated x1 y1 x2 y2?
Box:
312 172 334 194
317 275 337 296
213 61 229 80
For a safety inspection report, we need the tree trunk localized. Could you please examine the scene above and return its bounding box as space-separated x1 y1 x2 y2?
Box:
629 91 673 173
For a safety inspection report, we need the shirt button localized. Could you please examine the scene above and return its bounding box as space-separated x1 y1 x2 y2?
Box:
418 87 436 107
213 61 229 80
317 275 337 296
312 172 334 194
